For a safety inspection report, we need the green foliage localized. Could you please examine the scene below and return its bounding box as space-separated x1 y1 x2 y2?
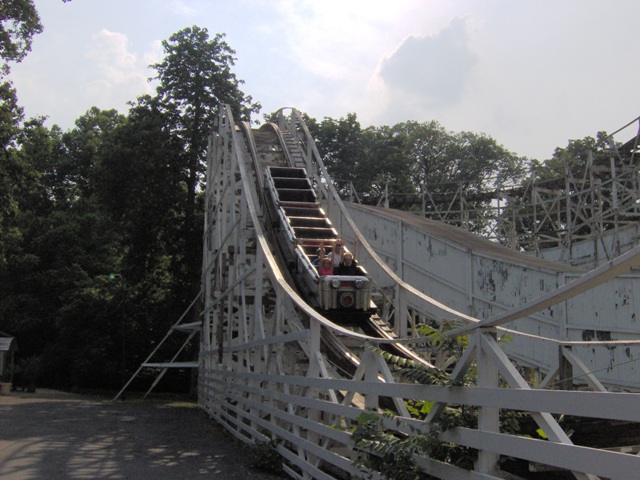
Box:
405 399 435 419
307 113 527 234
152 26 260 125
151 26 260 201
359 125 416 201
531 132 611 182
0 81 27 263
0 80 22 148
353 413 426 480
353 322 476 480
0 0 43 77
376 348 449 386
352 409 479 478
314 113 363 180
150 26 260 303
353 322 529 477
415 320 468 372
517 132 616 245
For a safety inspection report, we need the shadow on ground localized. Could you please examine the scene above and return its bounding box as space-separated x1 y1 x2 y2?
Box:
0 390 286 479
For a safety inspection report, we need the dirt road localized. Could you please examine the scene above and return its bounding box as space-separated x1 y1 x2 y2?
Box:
0 390 287 479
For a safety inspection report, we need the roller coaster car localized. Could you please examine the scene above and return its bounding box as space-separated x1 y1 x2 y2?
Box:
264 166 376 322
319 274 372 311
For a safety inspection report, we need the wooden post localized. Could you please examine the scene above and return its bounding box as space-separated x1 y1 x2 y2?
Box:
476 328 499 474
558 345 574 391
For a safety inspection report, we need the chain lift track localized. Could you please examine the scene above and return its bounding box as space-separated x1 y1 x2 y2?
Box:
197 106 640 480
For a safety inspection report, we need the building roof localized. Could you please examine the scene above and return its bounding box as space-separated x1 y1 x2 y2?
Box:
0 336 16 352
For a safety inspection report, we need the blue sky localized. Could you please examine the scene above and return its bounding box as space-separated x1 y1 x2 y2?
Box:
9 0 640 161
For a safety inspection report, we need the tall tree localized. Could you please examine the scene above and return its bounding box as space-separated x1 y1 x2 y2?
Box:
151 26 260 216
390 120 526 211
94 95 186 313
94 95 195 382
531 132 610 183
61 107 124 202
358 125 414 203
449 130 527 191
0 84 24 263
150 26 260 296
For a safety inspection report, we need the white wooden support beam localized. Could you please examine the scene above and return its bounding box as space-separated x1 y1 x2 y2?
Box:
479 334 598 480
362 347 380 410
561 346 607 392
475 329 499 474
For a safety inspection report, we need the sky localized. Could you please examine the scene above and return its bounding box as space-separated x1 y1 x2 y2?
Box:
8 0 640 161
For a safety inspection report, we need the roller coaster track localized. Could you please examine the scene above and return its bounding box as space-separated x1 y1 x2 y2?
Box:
199 105 640 480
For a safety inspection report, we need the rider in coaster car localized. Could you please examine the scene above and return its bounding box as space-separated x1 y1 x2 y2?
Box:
335 252 359 275
328 240 344 267
318 257 334 276
312 245 327 266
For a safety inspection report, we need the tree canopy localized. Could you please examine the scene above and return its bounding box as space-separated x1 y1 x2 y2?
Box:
308 113 527 223
0 0 42 77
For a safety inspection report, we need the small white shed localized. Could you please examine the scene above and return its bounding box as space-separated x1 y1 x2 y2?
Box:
0 334 17 393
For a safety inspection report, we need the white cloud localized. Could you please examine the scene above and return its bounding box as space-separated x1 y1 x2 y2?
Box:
170 0 198 18
273 1 378 80
88 30 138 77
264 0 455 122
84 29 156 108
379 17 477 110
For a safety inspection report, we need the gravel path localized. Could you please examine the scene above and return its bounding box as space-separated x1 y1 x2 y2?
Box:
0 390 288 480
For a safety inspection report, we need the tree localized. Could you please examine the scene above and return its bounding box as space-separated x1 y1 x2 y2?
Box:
94 95 187 317
3 24 263 391
531 132 610 183
150 26 261 298
357 125 414 203
89 91 229 391
0 84 23 262
312 113 365 195
151 26 260 214
60 107 125 202
0 110 126 389
393 120 455 194
449 130 527 191
515 132 621 246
